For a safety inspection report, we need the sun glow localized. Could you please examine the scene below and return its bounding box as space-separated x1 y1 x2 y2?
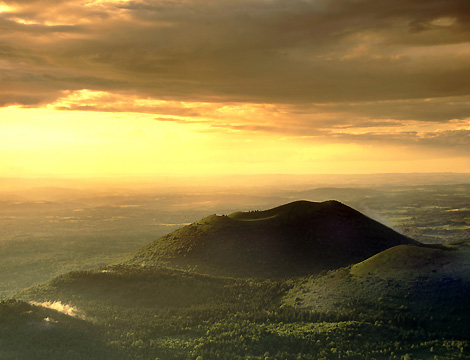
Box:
0 3 14 13
0 0 469 177
0 105 382 177
2 103 467 178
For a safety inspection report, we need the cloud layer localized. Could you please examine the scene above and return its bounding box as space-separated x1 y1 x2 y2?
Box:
1 0 469 155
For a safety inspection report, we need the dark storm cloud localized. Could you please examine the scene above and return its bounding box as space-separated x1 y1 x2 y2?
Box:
0 0 469 125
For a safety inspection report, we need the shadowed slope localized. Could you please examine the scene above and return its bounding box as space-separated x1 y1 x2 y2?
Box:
125 200 417 277
0 299 128 359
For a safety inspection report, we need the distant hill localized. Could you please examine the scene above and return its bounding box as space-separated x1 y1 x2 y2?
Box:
284 241 470 335
124 200 417 277
350 242 470 280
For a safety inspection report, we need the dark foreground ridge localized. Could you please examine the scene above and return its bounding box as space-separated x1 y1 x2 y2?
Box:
125 200 417 277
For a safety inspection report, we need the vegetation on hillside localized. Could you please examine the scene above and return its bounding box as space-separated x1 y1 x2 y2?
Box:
2 195 469 359
2 183 469 298
0 299 127 360
125 201 415 278
14 257 470 360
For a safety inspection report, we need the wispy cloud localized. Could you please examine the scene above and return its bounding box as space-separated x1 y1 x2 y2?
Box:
327 129 470 155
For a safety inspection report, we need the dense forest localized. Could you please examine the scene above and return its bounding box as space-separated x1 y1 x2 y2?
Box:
10 260 470 360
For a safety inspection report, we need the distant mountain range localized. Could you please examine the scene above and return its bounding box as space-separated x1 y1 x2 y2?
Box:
125 200 417 277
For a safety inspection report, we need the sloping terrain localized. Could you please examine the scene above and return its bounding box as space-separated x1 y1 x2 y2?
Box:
125 200 416 277
0 299 126 360
15 248 470 360
16 265 295 360
284 241 470 336
9 200 469 359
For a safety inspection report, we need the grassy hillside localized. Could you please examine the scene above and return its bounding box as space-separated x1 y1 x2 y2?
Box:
350 243 468 280
284 241 470 337
125 200 416 278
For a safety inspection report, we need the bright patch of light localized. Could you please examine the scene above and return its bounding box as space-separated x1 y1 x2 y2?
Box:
8 17 40 25
30 301 83 318
0 3 14 13
430 17 456 27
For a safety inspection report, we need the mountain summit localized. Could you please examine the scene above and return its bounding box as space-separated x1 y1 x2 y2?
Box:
125 200 417 277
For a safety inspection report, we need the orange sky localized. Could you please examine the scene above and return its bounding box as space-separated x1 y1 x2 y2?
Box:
0 0 469 177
